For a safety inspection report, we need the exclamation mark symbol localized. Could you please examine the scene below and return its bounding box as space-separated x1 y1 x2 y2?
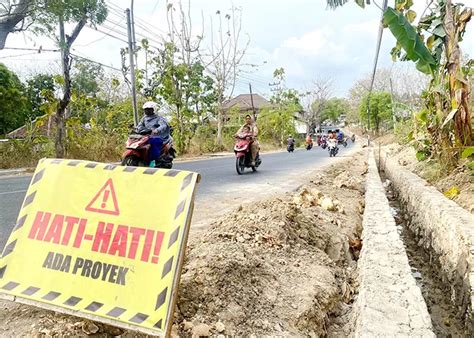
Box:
101 190 110 209
151 231 164 264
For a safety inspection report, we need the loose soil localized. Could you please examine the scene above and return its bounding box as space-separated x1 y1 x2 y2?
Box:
0 151 368 337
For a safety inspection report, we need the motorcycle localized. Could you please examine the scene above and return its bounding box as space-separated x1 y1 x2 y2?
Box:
234 133 262 175
320 137 328 150
306 142 313 150
338 137 348 148
287 143 295 152
328 139 338 157
121 129 175 169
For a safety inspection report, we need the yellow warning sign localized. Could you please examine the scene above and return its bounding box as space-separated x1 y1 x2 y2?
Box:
0 159 200 336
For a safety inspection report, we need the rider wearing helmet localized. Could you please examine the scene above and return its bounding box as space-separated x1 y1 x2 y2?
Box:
137 101 171 145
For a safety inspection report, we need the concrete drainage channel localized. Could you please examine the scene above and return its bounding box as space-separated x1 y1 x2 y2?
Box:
355 148 474 336
353 151 434 336
378 148 474 335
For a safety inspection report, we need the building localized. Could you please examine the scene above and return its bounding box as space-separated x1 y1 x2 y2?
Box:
222 94 271 117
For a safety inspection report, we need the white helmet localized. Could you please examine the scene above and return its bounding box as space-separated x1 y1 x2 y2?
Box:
142 101 158 112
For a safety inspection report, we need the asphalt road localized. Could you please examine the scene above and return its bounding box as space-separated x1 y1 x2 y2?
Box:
0 143 356 251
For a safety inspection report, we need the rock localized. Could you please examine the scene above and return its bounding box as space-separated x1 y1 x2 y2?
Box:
320 197 335 211
40 329 51 336
333 172 361 190
215 321 225 333
236 236 245 243
82 321 99 335
193 323 211 337
243 233 251 240
183 320 194 331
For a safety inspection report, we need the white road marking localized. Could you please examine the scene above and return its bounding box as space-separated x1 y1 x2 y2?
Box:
0 189 27 195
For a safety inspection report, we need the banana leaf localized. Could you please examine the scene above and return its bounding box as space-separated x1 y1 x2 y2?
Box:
383 7 439 74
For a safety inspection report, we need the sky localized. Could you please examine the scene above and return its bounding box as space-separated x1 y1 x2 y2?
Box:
1 0 473 97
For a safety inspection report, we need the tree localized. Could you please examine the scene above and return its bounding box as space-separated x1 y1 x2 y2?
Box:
321 97 350 124
259 68 300 145
300 78 332 133
4 1 108 156
150 42 215 153
359 92 392 133
0 63 28 135
25 73 55 121
202 5 249 147
72 59 104 97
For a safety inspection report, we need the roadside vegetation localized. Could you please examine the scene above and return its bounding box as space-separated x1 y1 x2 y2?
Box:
328 0 473 173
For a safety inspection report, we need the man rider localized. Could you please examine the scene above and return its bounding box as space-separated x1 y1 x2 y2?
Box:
236 114 259 166
137 101 173 163
137 101 171 144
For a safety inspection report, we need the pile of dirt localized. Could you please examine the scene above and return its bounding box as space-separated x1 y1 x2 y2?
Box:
175 154 368 336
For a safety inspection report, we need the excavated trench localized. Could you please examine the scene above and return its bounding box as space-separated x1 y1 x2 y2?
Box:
381 172 466 336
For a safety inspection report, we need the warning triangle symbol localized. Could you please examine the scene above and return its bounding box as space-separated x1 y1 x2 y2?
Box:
85 178 120 216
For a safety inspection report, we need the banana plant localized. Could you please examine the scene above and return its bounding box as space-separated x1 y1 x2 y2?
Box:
326 0 473 158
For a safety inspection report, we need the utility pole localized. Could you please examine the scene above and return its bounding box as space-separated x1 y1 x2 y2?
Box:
131 0 137 67
249 83 256 121
389 77 396 128
126 8 139 126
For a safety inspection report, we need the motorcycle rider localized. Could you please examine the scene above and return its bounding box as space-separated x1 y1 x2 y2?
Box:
305 134 313 147
136 101 172 161
236 114 259 166
328 129 338 151
287 135 295 151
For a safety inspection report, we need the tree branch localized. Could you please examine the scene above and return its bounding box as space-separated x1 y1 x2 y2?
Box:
66 18 87 48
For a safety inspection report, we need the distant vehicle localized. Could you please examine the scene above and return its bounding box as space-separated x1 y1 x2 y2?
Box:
328 139 338 157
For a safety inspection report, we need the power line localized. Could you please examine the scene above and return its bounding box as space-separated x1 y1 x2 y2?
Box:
0 51 40 59
105 0 167 36
0 50 59 59
3 46 59 52
77 18 125 47
86 25 129 44
70 52 123 72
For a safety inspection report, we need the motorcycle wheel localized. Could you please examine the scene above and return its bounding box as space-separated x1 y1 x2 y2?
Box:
236 156 245 175
122 155 140 166
343 142 347 148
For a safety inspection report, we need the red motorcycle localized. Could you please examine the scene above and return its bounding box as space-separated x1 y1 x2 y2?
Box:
234 133 262 175
121 130 175 169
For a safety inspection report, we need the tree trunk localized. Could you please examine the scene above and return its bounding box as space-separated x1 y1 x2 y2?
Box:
55 18 68 158
216 109 223 146
444 0 472 147
55 17 86 158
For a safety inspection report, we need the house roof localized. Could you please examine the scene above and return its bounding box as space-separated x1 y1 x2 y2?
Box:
222 94 271 111
7 115 54 139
